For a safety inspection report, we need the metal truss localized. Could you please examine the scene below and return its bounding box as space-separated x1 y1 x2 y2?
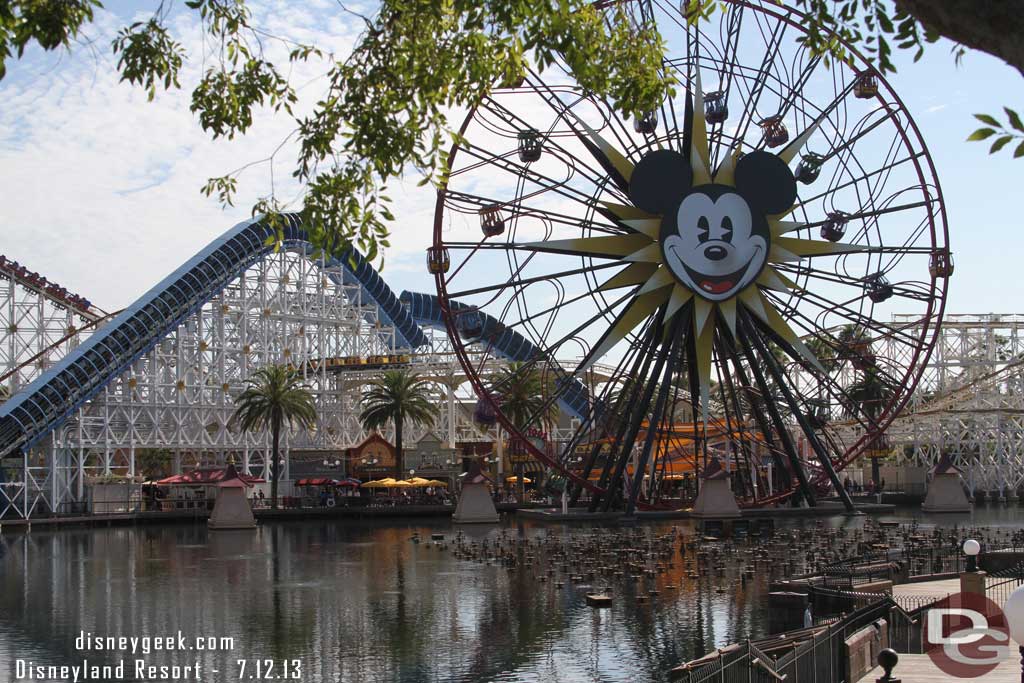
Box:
0 258 102 394
0 242 499 519
886 314 1024 500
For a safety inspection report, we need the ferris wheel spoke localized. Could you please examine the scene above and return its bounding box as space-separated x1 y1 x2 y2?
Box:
795 152 924 208
598 311 678 512
443 192 627 237
819 111 897 164
528 78 638 193
450 143 612 209
771 262 933 305
725 324 818 505
795 198 934 234
741 311 855 507
483 88 638 194
567 335 657 503
762 287 924 349
445 262 622 300
729 11 788 148
721 339 796 498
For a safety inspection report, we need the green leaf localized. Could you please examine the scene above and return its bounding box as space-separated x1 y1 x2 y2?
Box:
967 128 996 141
1006 108 1024 133
1015 141 1024 159
973 113 1000 127
990 136 1013 154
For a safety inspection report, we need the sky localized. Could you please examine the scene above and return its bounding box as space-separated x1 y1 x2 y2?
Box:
0 1 1020 318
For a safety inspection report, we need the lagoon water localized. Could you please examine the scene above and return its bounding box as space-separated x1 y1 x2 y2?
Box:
0 507 1018 683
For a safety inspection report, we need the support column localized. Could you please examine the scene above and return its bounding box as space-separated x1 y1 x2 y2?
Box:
49 434 59 515
960 570 987 597
447 378 456 449
22 447 29 518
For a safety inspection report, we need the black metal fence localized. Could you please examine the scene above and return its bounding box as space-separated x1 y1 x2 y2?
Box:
820 545 969 589
986 562 1024 606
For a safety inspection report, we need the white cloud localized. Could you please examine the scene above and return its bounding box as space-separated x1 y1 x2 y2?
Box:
0 1 441 311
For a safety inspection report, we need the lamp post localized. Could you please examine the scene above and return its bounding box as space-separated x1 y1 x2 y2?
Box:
1003 585 1024 683
961 538 985 597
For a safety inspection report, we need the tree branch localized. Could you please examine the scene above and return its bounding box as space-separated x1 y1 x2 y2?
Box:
896 0 1024 76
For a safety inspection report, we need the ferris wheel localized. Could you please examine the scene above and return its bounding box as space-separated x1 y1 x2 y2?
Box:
428 0 949 511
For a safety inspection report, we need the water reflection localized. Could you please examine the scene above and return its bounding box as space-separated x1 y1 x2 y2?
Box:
0 508 1017 682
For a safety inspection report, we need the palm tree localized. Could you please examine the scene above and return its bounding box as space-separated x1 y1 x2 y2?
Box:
487 362 559 430
843 367 893 421
805 334 838 425
488 362 559 500
842 360 894 487
837 324 874 369
359 370 439 479
231 365 317 509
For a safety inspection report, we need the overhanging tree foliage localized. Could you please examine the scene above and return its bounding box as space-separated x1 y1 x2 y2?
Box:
0 0 670 263
1 0 1019 264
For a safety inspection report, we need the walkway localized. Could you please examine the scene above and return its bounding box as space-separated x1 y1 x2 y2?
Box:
865 641 1021 682
891 577 960 601
876 577 1020 681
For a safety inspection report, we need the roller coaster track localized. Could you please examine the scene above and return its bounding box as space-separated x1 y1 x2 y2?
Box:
400 290 591 421
0 309 122 387
0 214 427 459
0 254 103 319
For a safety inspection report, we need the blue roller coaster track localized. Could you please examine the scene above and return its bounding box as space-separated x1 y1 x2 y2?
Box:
0 215 428 459
400 291 591 421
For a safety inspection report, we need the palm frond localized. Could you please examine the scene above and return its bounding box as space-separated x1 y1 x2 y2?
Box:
230 365 317 434
358 369 440 433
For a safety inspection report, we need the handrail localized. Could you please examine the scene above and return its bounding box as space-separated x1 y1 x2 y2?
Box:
750 658 787 681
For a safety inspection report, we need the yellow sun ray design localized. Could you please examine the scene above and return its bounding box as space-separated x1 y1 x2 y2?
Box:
547 78 855 416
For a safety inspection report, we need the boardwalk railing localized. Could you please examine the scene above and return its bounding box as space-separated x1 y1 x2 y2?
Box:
672 599 893 682
986 563 1024 606
806 583 948 655
820 545 969 589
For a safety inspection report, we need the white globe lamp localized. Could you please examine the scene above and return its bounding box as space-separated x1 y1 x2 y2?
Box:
1002 585 1024 682
963 539 981 572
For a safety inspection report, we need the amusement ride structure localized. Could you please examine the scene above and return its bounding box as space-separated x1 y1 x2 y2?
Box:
431 0 949 512
7 0 1019 521
0 219 513 518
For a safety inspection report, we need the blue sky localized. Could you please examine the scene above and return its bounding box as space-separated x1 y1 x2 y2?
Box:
0 1 1019 317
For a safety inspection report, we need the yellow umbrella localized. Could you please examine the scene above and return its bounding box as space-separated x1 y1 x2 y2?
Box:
506 476 533 484
362 478 398 489
391 480 413 488
405 477 432 487
426 480 448 487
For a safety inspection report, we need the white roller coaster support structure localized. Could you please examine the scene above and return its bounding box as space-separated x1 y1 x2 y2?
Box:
1 258 102 394
885 314 1024 501
0 247 500 519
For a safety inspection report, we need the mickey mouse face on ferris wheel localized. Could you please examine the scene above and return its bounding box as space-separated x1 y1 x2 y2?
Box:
628 148 797 302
